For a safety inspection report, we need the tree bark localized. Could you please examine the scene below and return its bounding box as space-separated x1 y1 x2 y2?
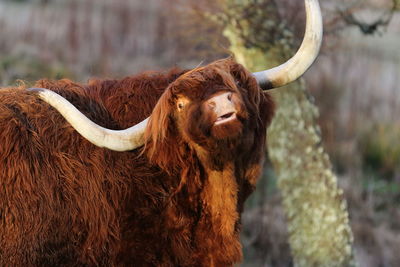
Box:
222 1 355 265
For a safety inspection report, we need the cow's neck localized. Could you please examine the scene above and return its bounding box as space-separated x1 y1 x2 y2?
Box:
196 160 243 264
177 145 243 264
201 162 239 238
190 143 240 238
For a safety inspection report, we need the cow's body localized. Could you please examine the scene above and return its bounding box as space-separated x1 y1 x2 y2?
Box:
0 71 176 266
0 0 324 262
0 60 274 266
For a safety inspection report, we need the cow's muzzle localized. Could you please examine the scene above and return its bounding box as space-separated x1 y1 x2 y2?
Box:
205 92 238 126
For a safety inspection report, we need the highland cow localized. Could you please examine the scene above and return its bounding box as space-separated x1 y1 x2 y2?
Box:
0 0 322 266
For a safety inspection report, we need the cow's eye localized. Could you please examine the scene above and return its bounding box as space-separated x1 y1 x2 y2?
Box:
177 102 185 110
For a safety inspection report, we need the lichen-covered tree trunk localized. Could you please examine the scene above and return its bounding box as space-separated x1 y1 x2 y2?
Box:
221 2 355 266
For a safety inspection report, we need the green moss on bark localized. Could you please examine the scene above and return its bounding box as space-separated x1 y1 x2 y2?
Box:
223 13 355 266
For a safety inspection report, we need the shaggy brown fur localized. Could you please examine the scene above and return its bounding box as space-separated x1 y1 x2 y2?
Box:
0 58 274 266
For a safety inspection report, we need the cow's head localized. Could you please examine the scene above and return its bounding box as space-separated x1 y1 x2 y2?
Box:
29 0 322 166
144 59 273 172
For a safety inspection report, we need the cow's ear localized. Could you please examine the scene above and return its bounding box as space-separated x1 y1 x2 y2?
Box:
143 88 185 174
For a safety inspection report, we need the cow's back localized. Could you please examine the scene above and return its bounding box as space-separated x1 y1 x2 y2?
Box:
0 69 184 266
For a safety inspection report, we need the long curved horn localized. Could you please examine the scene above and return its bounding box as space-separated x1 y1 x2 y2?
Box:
28 0 322 151
253 0 323 90
29 88 148 151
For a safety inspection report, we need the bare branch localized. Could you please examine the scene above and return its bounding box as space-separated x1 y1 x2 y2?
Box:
339 0 397 35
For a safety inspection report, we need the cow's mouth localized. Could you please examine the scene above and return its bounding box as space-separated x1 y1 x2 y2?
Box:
214 112 236 125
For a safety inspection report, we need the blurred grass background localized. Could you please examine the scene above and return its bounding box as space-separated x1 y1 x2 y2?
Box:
0 0 399 265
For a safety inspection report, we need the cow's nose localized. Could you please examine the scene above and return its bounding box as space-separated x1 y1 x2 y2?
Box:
208 92 233 108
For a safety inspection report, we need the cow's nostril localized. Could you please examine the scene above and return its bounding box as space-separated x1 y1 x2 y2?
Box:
208 101 216 110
